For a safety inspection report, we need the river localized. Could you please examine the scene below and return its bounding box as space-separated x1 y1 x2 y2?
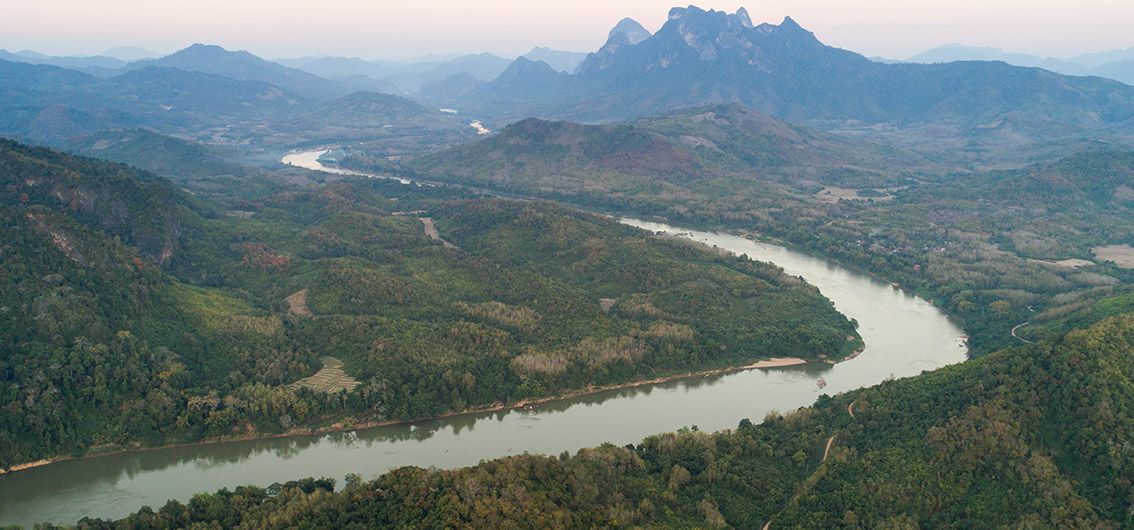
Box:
0 151 967 527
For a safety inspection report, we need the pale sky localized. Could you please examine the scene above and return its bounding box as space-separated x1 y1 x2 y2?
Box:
4 0 1134 61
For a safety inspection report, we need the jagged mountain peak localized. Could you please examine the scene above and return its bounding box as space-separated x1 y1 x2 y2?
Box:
735 7 754 28
665 5 753 27
608 18 652 45
780 16 802 30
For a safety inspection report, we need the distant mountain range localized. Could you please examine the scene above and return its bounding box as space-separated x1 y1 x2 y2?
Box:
0 43 472 145
276 48 586 94
903 43 1134 85
0 49 127 77
129 43 351 100
276 52 514 95
415 6 1134 152
3 6 1134 155
522 47 588 73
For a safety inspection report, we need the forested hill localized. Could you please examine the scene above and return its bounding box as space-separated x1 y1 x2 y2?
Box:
0 140 859 471
78 314 1134 529
0 139 199 264
396 103 1134 355
407 103 919 199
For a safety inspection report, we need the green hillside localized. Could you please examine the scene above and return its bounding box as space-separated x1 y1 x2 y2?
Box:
0 140 858 469
74 312 1134 529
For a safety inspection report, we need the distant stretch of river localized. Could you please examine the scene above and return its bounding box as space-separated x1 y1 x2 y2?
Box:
0 151 968 527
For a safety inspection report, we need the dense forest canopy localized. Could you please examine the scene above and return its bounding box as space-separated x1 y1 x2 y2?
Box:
5 9 1134 528
64 314 1134 529
0 139 858 470
397 109 1134 355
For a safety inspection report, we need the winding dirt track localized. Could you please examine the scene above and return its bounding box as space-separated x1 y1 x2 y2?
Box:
821 435 836 462
764 398 860 530
1011 322 1034 344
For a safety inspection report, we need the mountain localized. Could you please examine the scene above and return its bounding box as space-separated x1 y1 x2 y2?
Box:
1069 46 1134 68
977 149 1134 206
417 71 487 104
0 60 146 141
1090 59 1134 85
436 6 1134 148
283 91 468 138
907 43 1093 77
608 17 653 45
275 55 402 79
131 43 349 100
102 66 306 122
99 46 161 61
408 103 920 210
576 17 652 73
0 139 190 263
0 54 472 146
279 53 513 95
380 53 513 94
522 47 588 73
0 58 102 100
64 129 251 181
0 58 315 142
473 57 572 103
906 43 1134 85
0 49 127 73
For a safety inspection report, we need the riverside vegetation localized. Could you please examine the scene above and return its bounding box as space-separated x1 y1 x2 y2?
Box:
6 6 1134 525
56 312 1134 528
387 105 1134 355
0 139 860 471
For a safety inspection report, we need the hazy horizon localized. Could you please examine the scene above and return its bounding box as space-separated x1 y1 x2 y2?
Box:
5 1 1134 62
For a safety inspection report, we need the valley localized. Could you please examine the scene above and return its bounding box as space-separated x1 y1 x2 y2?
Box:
2 3 1134 528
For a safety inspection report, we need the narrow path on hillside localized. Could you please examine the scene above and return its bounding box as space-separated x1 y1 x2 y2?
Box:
1012 306 1038 345
764 398 860 529
821 435 836 462
1011 322 1034 344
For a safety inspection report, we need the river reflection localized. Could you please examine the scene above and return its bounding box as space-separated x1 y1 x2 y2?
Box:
0 218 965 527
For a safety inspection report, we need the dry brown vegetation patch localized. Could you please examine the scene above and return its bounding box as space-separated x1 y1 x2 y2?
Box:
1092 244 1134 269
511 335 649 376
240 242 293 272
644 321 695 340
285 289 312 317
617 294 669 319
455 301 540 332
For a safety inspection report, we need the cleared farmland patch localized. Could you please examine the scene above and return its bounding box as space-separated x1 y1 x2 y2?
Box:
290 356 360 393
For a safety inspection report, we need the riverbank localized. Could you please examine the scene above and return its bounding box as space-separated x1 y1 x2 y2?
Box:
1 218 965 527
0 354 842 476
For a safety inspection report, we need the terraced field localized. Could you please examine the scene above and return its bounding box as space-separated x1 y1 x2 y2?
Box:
290 357 361 393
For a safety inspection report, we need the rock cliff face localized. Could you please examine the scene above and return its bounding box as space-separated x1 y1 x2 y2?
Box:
0 139 186 265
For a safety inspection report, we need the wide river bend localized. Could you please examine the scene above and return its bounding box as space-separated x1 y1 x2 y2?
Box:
0 151 967 526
